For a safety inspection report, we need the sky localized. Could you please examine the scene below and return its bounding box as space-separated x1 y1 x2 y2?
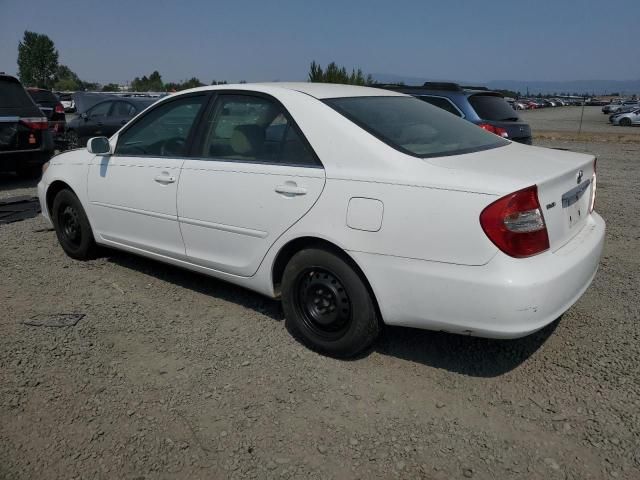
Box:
1 0 638 85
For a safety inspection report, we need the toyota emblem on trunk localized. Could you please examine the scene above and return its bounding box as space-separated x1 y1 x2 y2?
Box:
576 170 583 184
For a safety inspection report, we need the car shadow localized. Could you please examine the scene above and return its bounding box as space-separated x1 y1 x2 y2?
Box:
374 320 559 377
105 249 557 377
105 250 285 321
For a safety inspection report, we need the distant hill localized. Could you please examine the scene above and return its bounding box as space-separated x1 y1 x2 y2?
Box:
372 74 640 95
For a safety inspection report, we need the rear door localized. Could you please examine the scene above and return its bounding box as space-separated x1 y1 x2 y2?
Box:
178 92 325 276
87 93 208 258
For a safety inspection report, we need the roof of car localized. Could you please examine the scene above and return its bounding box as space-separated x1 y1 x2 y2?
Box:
185 82 407 100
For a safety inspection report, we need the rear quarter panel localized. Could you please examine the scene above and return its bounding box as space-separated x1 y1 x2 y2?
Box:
275 178 499 266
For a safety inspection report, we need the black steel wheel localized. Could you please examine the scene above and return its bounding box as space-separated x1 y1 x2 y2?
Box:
52 189 98 260
295 267 352 340
282 247 380 357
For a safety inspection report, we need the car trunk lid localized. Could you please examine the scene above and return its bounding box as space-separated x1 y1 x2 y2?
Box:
426 142 596 251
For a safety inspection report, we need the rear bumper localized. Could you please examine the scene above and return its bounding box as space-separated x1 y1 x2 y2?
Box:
351 213 605 338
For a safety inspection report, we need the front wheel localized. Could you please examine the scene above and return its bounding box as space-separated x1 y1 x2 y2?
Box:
281 248 380 358
620 118 632 127
51 189 98 260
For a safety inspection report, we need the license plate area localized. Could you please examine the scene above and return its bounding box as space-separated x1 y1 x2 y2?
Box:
562 180 590 228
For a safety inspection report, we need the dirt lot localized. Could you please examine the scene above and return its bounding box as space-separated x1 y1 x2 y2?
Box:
521 106 639 143
1 116 639 479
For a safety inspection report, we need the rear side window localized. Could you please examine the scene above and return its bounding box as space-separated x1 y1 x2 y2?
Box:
417 96 463 117
198 94 318 166
468 94 519 121
115 95 205 157
0 79 35 109
325 96 508 158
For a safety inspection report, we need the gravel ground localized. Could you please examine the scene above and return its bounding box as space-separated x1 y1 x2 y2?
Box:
1 133 639 479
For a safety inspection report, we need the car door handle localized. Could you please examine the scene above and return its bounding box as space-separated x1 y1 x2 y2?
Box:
154 174 176 184
275 184 307 196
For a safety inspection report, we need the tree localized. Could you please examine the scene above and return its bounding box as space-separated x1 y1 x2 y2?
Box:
17 31 59 88
53 64 82 91
102 83 120 92
308 61 374 86
131 70 164 91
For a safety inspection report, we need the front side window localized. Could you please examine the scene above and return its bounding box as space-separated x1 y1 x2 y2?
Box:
88 102 111 118
115 95 205 157
325 96 508 158
198 94 318 166
111 101 136 117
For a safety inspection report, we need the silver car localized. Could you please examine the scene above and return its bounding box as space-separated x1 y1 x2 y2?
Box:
611 108 640 126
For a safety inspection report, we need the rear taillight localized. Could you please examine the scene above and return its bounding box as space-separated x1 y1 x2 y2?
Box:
589 159 597 213
55 103 65 114
478 123 509 138
20 117 49 130
480 185 550 258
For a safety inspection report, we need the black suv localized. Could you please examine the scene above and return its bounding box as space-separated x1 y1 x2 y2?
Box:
380 82 532 144
0 74 54 177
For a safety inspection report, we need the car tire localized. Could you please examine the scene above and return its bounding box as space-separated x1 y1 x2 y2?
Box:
51 189 98 260
281 247 380 358
620 118 632 127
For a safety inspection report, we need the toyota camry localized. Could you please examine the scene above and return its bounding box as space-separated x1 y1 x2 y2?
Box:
38 83 605 357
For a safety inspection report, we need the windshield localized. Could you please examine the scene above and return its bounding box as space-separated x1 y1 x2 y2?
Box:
468 94 519 121
324 96 508 158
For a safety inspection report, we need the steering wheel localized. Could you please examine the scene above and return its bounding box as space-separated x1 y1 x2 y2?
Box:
160 137 185 157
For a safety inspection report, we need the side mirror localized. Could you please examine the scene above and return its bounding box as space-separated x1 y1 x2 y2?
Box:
87 137 111 155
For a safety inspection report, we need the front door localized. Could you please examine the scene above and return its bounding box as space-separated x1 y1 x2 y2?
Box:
87 93 208 258
178 93 325 276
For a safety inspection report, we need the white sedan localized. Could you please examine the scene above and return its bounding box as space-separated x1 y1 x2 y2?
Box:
38 83 605 357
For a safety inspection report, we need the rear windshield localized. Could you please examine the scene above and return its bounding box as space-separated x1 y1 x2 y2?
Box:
324 96 508 158
28 89 58 103
0 79 36 108
468 94 519 121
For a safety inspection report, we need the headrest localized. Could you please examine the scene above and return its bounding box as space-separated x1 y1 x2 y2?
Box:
230 124 264 156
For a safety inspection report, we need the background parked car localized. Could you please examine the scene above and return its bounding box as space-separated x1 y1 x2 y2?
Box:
65 97 156 149
610 108 640 126
56 92 75 112
0 74 54 177
602 100 637 114
380 82 532 144
26 88 66 149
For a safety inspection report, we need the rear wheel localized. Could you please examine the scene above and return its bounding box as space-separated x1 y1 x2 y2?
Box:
281 248 380 358
51 189 98 260
620 117 632 127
